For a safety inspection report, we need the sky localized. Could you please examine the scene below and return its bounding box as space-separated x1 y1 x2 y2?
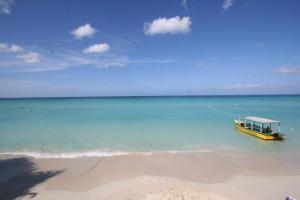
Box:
0 0 300 97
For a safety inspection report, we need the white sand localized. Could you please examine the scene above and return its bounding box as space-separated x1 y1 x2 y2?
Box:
1 151 300 200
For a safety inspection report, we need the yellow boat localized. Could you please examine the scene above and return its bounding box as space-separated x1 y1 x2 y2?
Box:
234 116 285 140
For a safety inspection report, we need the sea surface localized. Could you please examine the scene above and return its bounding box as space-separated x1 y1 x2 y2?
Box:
0 95 299 158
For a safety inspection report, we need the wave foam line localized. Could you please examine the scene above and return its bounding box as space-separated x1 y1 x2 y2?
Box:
0 151 130 158
0 150 215 159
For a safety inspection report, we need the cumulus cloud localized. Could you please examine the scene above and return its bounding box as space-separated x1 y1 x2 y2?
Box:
222 0 233 11
18 52 40 63
71 23 96 39
0 43 23 53
83 43 110 54
275 66 300 74
0 42 40 64
0 0 13 15
144 16 191 35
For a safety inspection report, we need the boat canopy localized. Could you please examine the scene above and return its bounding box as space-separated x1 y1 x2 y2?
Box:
244 116 279 124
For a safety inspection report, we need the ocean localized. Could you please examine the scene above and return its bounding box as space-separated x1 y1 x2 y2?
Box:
0 95 299 158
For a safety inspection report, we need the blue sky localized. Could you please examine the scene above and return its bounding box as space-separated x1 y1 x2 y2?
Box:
0 0 299 97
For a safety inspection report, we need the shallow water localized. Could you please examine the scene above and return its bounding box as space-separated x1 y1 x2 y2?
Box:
0 95 299 157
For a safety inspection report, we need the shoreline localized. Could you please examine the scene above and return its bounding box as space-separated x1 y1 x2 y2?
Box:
1 150 300 199
0 146 298 158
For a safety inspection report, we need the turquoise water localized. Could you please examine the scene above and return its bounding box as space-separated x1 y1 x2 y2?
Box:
0 95 299 157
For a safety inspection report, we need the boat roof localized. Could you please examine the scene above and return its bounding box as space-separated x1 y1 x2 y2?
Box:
244 116 279 123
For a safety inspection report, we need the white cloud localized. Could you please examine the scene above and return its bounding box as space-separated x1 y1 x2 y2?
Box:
0 42 176 72
94 58 127 68
83 43 110 54
181 0 188 10
227 83 260 90
0 46 128 72
0 43 23 53
144 16 191 35
197 57 217 67
222 0 233 11
71 23 96 39
275 66 300 74
9 44 23 52
128 58 175 64
0 42 40 64
0 42 39 62
66 53 128 69
0 0 13 15
18 52 40 63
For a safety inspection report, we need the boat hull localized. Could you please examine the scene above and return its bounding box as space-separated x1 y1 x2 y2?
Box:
234 120 284 140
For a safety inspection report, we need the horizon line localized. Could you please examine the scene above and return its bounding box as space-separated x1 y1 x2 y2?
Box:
0 94 299 99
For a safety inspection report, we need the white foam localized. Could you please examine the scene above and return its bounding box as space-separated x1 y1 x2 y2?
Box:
0 149 217 159
0 151 129 158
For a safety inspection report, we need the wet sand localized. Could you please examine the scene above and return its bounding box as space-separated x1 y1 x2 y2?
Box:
1 150 300 200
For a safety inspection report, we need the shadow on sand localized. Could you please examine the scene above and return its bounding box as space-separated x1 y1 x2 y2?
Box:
0 157 64 200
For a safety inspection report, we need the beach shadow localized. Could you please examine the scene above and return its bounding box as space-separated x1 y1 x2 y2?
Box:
0 157 64 200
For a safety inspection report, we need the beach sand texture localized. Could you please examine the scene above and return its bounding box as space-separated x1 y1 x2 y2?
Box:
1 151 300 200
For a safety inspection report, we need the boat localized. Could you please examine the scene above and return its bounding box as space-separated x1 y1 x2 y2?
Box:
234 116 285 140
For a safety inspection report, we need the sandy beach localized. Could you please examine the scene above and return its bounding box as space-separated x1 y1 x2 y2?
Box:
1 150 299 200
